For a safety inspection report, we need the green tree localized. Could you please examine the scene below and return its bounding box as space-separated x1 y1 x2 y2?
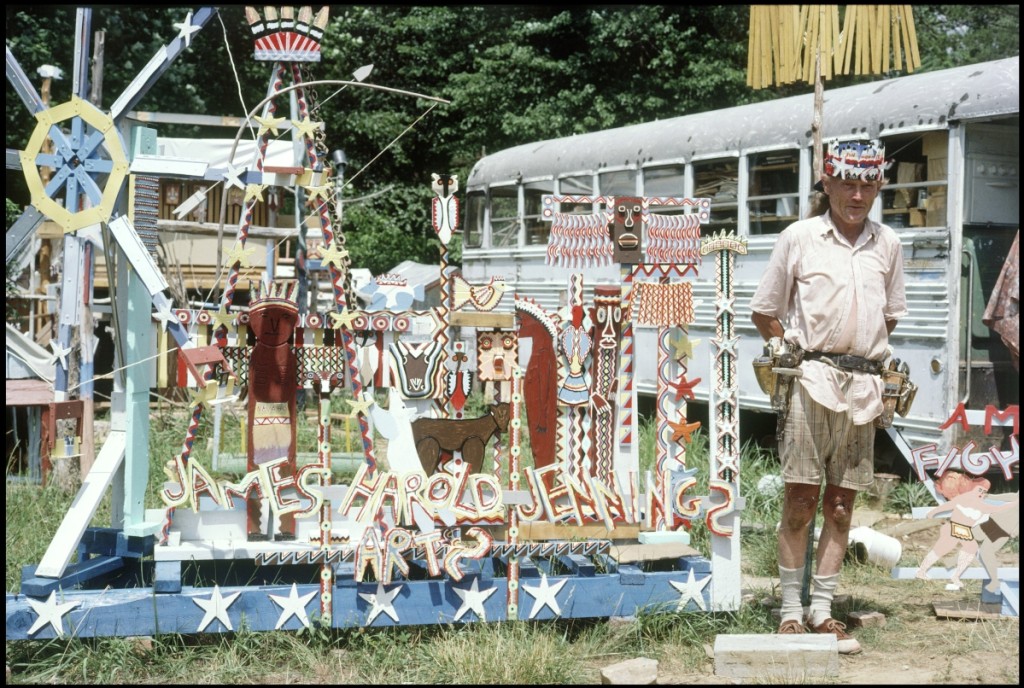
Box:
6 5 1020 275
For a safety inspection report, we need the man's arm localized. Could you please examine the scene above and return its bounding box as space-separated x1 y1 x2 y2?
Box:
886 319 898 335
752 311 784 342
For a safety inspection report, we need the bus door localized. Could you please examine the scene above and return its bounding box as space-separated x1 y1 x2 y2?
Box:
959 121 1019 453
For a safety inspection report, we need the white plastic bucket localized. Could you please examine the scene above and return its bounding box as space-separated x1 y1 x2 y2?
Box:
848 526 903 568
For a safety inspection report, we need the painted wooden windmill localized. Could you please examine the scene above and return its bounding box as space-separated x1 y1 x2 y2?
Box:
6 8 226 581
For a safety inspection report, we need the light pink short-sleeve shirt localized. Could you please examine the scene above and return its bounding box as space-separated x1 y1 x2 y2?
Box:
750 213 908 424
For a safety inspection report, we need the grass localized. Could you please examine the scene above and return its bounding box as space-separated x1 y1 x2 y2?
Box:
6 398 1018 684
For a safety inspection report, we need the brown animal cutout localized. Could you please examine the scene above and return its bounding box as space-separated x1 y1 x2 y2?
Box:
411 402 511 475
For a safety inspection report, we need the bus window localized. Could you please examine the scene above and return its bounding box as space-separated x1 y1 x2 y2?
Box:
747 150 799 234
490 185 519 248
693 159 739 235
599 169 638 196
879 132 949 229
525 180 555 246
558 174 595 214
642 164 685 197
463 191 485 248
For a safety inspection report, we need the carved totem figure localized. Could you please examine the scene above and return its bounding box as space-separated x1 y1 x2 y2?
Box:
246 281 299 541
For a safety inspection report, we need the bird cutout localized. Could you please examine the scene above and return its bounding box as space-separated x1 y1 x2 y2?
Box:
450 273 507 312
431 173 460 246
363 273 423 311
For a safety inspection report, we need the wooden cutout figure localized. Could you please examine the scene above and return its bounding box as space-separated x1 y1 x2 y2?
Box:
388 340 446 399
515 298 560 482
444 343 473 418
246 280 299 541
589 286 622 481
557 306 592 406
412 402 511 475
915 471 1020 591
477 330 516 401
431 173 459 246
611 196 644 264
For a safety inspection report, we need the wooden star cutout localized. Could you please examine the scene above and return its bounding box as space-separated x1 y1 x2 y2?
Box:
224 242 257 268
153 306 177 332
26 591 81 638
670 333 700 360
291 116 321 140
304 183 332 206
188 379 219 409
668 414 701 445
329 308 360 329
173 10 202 49
347 394 374 417
243 183 267 204
211 307 234 330
253 114 287 138
320 242 349 270
668 374 701 402
222 163 246 190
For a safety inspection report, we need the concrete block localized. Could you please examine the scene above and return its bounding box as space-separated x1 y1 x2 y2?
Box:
848 610 886 628
714 634 838 681
602 657 658 685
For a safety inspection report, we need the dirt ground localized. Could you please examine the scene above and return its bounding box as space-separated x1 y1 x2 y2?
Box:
649 513 1020 685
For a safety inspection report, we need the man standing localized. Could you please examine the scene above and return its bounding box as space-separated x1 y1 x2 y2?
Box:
750 139 907 654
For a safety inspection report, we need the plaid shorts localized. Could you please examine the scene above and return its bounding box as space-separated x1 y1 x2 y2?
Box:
779 381 875 491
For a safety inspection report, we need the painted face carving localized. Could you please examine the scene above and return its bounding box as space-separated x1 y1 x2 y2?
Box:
477 330 516 381
248 303 298 347
611 196 644 264
593 286 623 351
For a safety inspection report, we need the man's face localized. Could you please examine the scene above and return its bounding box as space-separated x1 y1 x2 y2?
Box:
822 177 881 227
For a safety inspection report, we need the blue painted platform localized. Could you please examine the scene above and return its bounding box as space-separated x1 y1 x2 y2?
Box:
6 532 716 639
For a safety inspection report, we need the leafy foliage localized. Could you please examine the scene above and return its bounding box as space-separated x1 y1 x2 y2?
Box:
5 5 1020 275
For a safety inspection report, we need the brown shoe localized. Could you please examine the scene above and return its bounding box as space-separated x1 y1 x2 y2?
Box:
810 617 862 655
778 619 806 634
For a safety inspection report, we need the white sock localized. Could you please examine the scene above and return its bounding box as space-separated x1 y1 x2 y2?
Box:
809 572 839 627
779 565 805 623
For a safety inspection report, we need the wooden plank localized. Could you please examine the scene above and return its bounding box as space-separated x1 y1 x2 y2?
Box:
6 379 53 406
22 555 125 597
518 522 639 541
745 7 755 88
448 311 515 329
714 634 838 680
933 600 1004 620
36 430 126 578
558 553 596 577
610 541 699 564
904 5 921 71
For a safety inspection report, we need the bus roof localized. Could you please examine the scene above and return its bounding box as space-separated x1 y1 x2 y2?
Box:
467 56 1019 188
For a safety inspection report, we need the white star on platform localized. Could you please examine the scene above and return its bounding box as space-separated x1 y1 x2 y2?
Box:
521 573 569 619
194 585 241 632
26 591 81 638
359 581 403 624
452 577 498 622
669 569 711 612
269 583 318 630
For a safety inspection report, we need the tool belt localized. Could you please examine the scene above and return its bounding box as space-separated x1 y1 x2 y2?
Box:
801 351 883 375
